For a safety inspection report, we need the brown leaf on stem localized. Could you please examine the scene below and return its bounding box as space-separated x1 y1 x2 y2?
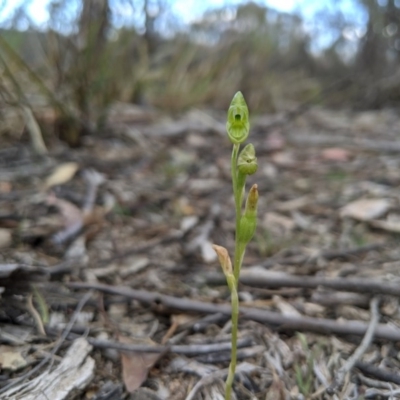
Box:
212 244 233 276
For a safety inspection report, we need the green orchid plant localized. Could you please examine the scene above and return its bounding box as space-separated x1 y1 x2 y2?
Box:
213 91 259 400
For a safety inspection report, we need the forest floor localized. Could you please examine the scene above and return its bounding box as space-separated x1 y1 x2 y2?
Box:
2 103 400 399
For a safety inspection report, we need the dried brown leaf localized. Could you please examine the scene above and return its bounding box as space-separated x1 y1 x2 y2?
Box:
44 162 79 189
118 335 162 393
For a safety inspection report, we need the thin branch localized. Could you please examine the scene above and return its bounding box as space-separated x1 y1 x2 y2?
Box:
87 336 252 355
355 361 400 386
206 270 400 298
327 297 380 395
67 282 400 342
43 325 253 355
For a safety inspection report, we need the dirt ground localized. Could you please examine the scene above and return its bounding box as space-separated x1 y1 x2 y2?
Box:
2 104 400 399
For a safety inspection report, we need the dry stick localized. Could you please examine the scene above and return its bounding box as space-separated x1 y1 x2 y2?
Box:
354 361 400 386
0 291 93 395
327 297 380 395
44 325 252 355
365 388 400 398
206 271 400 298
88 337 252 355
357 374 392 391
67 282 400 341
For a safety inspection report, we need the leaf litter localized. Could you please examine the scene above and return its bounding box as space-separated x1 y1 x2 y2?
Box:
2 105 400 399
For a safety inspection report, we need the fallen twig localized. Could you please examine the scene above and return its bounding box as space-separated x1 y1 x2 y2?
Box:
43 324 252 355
41 324 253 355
355 360 400 386
88 336 252 355
327 297 380 394
206 269 400 298
67 282 400 342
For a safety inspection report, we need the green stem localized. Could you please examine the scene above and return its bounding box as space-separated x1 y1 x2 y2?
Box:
231 143 242 283
231 143 240 212
225 144 248 400
225 279 239 400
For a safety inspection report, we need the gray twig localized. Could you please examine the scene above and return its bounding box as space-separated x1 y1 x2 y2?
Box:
327 297 380 395
206 269 400 298
67 282 400 342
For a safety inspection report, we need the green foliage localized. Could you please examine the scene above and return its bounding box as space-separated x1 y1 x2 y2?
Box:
294 333 315 397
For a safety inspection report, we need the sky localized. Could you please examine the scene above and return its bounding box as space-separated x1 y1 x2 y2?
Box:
0 0 366 51
0 0 299 26
0 0 364 27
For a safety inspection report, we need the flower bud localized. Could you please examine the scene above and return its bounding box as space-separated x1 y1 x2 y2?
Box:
226 91 250 144
238 143 257 175
238 184 258 246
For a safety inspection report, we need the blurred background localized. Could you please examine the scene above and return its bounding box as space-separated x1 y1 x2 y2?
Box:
0 0 399 146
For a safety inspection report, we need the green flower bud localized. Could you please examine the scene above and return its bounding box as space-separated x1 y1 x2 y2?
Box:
238 143 258 175
238 184 258 246
226 91 250 144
